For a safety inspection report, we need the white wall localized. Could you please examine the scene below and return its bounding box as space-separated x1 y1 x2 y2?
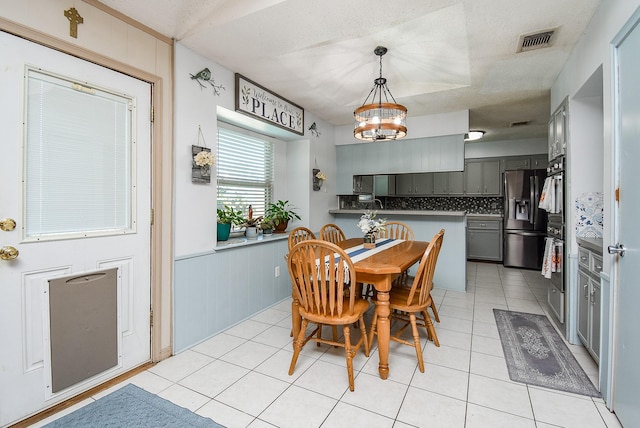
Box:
174 43 337 255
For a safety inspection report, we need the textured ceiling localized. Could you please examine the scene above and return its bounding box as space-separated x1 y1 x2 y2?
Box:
96 0 601 142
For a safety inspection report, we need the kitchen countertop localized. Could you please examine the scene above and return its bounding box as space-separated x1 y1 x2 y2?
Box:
466 213 503 220
577 237 604 254
329 209 466 217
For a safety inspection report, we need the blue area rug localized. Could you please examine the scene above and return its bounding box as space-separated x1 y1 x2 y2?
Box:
44 383 225 427
494 309 600 397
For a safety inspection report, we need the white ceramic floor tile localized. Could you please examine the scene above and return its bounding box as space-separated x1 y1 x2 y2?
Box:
340 372 409 418
410 362 469 401
215 371 289 417
248 419 279 428
196 398 255 428
439 304 474 321
224 319 272 339
29 398 96 428
127 370 174 394
190 332 247 358
529 387 607 428
148 349 214 382
438 315 473 335
259 385 337 428
471 335 505 358
396 387 467 428
423 343 471 372
472 320 500 340
293 359 352 399
156 383 211 412
469 351 510 382
251 325 293 349
465 403 536 428
595 401 623 428
433 327 472 351
467 374 533 419
321 401 395 428
250 307 291 325
179 359 250 397
255 348 314 383
218 340 280 370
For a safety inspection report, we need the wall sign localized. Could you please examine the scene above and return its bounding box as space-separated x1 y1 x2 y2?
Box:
235 74 304 135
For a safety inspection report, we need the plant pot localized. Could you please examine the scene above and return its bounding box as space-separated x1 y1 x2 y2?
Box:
274 220 289 233
217 222 232 241
245 226 258 239
262 228 273 236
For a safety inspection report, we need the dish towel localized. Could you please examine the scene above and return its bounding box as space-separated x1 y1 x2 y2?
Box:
539 177 555 212
541 237 555 279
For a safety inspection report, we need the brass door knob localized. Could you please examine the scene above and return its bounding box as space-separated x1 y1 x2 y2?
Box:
0 246 19 260
0 218 16 231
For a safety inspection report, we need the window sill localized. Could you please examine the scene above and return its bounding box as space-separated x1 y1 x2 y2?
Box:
215 232 288 251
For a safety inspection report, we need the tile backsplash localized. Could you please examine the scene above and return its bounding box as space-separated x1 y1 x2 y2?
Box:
338 195 504 215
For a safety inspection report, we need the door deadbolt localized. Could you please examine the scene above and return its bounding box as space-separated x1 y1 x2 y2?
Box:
0 246 19 260
0 218 16 231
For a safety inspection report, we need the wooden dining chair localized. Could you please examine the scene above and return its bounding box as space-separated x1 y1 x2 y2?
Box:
368 229 445 373
319 223 346 244
377 221 414 240
287 226 316 250
287 239 370 391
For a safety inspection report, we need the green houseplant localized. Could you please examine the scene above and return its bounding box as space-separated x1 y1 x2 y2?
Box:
260 217 275 235
216 205 243 241
265 200 301 233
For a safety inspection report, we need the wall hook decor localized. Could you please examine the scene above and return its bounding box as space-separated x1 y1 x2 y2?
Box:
190 67 225 96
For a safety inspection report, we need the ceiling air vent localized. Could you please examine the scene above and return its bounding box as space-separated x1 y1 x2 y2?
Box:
510 121 530 127
517 29 556 53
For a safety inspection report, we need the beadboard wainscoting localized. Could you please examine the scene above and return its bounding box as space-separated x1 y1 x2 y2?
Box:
173 238 290 353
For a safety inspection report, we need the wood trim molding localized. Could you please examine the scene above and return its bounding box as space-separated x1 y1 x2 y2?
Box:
1 16 174 363
81 0 173 45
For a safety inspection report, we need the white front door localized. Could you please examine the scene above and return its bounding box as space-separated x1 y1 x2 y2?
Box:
0 32 151 425
611 9 640 427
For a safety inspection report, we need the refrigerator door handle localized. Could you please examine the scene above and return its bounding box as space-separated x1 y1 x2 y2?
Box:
530 176 535 225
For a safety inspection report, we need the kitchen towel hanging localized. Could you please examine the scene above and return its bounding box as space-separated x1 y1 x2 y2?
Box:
541 237 563 279
539 177 553 212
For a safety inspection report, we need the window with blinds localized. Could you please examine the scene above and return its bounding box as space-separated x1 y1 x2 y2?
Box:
24 68 135 241
216 125 274 218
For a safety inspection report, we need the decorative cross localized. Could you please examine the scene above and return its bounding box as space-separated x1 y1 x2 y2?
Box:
64 7 83 39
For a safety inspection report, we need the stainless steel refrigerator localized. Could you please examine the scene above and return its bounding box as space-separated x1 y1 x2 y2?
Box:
503 169 547 269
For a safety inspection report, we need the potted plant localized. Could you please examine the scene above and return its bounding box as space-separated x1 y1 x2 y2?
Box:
216 205 243 241
260 217 275 236
265 200 301 233
240 205 263 239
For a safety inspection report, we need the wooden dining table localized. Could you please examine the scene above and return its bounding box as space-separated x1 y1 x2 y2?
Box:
290 237 429 380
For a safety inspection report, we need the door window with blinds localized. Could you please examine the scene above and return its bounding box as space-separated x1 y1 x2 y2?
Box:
216 124 274 217
24 68 136 241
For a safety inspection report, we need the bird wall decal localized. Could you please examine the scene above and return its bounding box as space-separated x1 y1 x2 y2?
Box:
190 67 225 96
308 122 321 137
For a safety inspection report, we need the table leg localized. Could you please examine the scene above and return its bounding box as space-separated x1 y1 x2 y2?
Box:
375 290 391 379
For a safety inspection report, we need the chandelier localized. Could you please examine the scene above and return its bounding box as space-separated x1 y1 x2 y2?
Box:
354 46 407 142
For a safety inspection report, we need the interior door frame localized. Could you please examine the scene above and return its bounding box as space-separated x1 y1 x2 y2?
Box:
0 19 172 363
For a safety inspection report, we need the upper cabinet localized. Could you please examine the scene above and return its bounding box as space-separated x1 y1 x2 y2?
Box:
433 171 464 195
464 159 502 196
336 145 353 194
395 173 434 195
548 97 568 161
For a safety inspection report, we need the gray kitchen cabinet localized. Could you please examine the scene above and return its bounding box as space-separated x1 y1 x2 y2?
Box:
433 171 464 195
395 173 433 195
465 159 502 195
548 98 567 161
504 156 532 170
577 244 602 363
531 154 548 169
374 175 395 196
466 220 502 261
336 145 353 194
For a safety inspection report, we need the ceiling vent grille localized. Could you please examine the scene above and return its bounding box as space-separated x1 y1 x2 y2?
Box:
517 29 556 52
510 121 530 127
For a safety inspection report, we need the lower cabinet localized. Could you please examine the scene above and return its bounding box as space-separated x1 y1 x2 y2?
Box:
577 245 602 363
466 220 503 261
